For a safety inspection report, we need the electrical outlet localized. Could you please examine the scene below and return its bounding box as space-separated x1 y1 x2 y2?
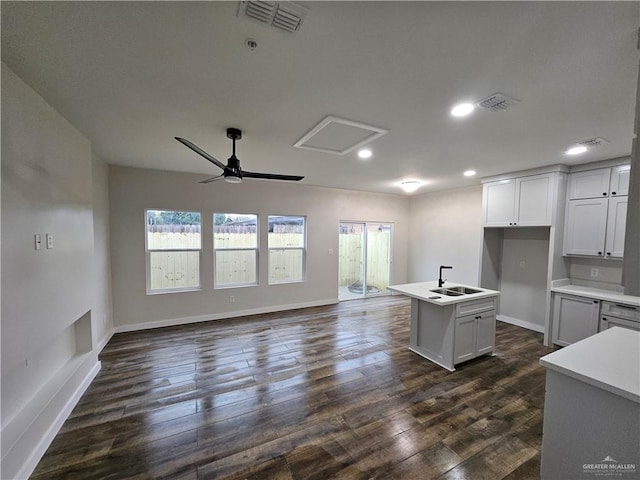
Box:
46 233 54 249
328 249 334 255
590 268 599 277
519 260 526 268
229 295 235 304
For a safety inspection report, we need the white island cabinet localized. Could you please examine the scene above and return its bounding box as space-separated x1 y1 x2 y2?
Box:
540 328 640 480
388 282 500 371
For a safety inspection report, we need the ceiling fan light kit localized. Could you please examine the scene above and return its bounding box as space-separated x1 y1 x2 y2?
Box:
175 127 304 184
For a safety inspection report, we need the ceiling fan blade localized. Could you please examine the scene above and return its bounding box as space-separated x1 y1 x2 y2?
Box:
199 174 224 184
242 171 304 181
175 137 228 172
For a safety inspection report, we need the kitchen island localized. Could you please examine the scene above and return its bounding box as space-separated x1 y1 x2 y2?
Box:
388 281 500 371
539 327 640 479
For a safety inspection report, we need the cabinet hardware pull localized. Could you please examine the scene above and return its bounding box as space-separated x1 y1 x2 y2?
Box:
598 251 603 255
614 304 637 310
593 300 599 304
611 192 616 195
602 192 607 196
606 252 611 256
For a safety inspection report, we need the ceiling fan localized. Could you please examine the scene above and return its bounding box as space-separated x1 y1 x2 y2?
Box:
175 128 304 184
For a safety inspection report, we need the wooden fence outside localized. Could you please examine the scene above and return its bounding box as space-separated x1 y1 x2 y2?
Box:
338 232 391 291
148 230 390 291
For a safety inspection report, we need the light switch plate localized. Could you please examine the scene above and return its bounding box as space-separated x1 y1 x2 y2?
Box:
46 233 54 249
35 234 42 250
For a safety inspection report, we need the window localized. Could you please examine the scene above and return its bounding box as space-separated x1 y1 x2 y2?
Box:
268 215 306 284
214 213 258 288
146 210 201 293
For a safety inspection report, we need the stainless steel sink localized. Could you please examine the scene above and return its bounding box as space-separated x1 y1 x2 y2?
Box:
429 286 482 296
447 286 482 295
429 288 464 296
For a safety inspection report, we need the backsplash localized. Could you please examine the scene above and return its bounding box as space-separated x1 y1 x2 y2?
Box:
569 257 623 290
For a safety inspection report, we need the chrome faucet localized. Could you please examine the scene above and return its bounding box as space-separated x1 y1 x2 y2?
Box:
439 265 453 287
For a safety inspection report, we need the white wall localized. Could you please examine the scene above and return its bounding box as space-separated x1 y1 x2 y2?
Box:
1 64 111 479
499 228 550 329
109 165 409 330
92 151 114 346
408 185 483 285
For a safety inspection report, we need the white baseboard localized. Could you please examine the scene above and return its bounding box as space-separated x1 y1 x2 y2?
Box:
497 315 545 333
115 298 339 333
95 328 115 352
3 355 101 480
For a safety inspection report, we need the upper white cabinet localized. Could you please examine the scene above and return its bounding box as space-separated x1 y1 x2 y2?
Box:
564 162 629 258
568 164 630 199
568 168 610 199
563 199 608 256
604 196 628 258
609 164 631 197
483 173 555 227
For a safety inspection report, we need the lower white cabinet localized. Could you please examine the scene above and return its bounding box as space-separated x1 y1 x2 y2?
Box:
551 293 599 346
454 302 496 364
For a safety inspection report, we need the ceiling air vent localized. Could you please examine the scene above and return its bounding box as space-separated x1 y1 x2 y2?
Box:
477 92 520 112
578 137 610 148
238 1 308 34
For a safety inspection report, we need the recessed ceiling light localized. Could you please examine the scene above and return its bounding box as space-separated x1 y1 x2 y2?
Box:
358 149 372 159
400 180 421 193
565 145 588 155
451 103 475 117
464 170 477 177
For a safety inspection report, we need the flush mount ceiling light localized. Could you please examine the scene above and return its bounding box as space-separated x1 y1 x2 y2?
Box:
565 145 588 155
450 103 475 117
400 180 421 193
463 170 477 177
358 149 372 159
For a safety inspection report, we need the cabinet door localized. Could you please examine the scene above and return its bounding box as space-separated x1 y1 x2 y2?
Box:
568 168 611 199
563 199 607 256
605 196 627 258
515 174 553 226
552 294 599 347
454 315 476 364
475 312 496 356
609 165 630 197
483 179 515 226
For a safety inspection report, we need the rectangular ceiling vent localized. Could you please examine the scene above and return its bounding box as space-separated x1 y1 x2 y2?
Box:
238 1 308 34
477 92 520 112
578 137 610 148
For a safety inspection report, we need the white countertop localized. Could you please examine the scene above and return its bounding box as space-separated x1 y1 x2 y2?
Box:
550 284 640 306
388 281 500 306
540 327 640 404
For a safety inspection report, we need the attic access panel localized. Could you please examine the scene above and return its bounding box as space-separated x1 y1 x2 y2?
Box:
294 116 389 155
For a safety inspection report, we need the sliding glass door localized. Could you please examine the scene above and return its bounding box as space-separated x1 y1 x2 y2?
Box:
338 222 392 300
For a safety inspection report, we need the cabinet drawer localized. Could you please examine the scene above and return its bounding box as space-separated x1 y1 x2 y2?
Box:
601 301 640 321
456 298 496 317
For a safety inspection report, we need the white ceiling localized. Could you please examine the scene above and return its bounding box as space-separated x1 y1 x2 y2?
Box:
2 1 638 195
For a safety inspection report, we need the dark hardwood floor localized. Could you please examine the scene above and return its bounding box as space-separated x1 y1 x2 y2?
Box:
31 296 554 480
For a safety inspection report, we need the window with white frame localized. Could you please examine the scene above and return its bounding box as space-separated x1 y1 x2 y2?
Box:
268 215 306 284
146 210 202 293
214 213 258 288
